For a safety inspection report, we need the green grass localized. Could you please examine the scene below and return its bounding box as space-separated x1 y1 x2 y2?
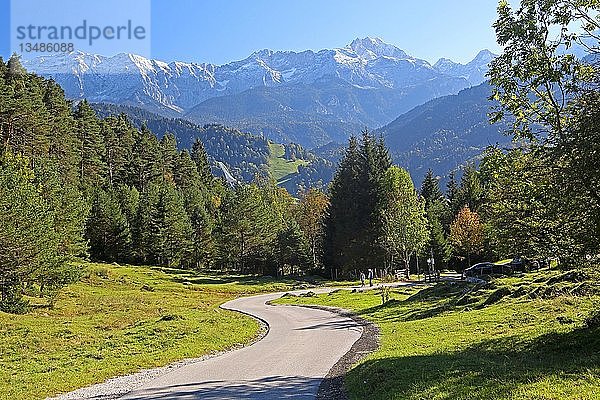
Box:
267 142 309 183
274 269 600 400
0 262 312 400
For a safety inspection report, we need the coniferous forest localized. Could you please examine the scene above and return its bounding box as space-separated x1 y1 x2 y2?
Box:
1 50 600 314
2 0 600 316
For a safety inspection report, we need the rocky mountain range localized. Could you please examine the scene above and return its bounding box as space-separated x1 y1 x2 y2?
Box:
25 37 496 148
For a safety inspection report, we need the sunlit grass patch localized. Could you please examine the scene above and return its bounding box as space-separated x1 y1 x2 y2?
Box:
274 270 600 400
1 262 305 400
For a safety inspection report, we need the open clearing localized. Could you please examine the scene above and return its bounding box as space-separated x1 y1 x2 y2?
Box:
0 263 314 400
275 269 600 400
268 142 309 183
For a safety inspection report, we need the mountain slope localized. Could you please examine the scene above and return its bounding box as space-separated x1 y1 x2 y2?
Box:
377 82 512 183
184 75 469 147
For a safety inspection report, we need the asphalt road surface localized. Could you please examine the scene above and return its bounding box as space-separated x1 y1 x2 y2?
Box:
120 290 363 399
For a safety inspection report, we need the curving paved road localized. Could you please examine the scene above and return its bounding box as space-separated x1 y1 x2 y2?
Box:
120 290 363 399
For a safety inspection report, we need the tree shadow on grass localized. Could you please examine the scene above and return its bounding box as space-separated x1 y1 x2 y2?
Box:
152 266 325 289
356 282 471 323
347 326 600 400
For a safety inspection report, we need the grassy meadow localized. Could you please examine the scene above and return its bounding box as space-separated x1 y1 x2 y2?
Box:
275 269 600 400
267 142 309 183
0 262 311 400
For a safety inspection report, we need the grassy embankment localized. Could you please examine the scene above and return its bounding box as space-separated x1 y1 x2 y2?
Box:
275 269 600 400
0 262 317 400
267 142 309 184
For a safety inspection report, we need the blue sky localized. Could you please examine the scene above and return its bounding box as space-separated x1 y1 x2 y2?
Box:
1 0 503 64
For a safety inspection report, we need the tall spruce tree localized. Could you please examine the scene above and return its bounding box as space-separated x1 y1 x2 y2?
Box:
324 136 362 274
42 80 80 184
2 56 52 164
131 125 161 191
174 149 214 268
159 133 179 183
455 164 484 214
324 132 391 276
420 169 444 208
33 157 88 260
420 170 451 270
155 183 193 267
275 221 310 275
191 138 213 185
133 183 162 264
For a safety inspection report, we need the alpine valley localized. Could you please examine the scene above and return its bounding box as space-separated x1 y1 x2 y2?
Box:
24 37 509 191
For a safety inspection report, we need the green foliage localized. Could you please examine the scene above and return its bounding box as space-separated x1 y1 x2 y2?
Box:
174 149 215 268
75 100 106 190
489 0 599 139
453 163 484 215
551 91 600 258
425 199 452 268
86 188 132 262
155 182 194 267
420 170 451 269
445 170 459 212
487 1 600 267
276 221 311 274
33 158 89 259
0 155 67 312
132 182 162 263
420 169 444 208
481 146 597 264
93 103 275 183
216 181 290 274
295 189 329 270
379 166 429 276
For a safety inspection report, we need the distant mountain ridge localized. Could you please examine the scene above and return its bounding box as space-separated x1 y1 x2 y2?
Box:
433 50 496 86
25 38 496 147
91 81 512 192
377 82 513 183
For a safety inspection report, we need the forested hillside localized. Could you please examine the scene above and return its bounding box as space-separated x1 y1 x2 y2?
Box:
377 82 512 183
0 56 322 312
92 103 271 182
93 103 336 194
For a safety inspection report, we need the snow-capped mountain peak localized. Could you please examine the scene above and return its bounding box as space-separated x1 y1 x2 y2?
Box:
470 49 496 65
433 49 497 85
348 37 410 60
23 39 492 117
